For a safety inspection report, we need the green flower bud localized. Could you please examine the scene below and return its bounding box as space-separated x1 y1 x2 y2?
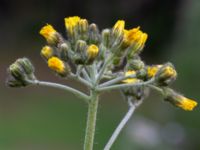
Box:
78 19 89 40
9 63 25 80
74 40 87 64
111 20 125 48
88 23 100 45
59 42 71 61
102 29 111 48
16 58 34 75
7 58 36 87
127 59 145 71
6 76 28 87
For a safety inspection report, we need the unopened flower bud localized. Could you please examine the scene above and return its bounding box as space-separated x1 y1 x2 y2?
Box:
9 63 25 80
155 63 177 86
73 40 87 64
7 58 35 87
39 24 60 45
75 40 87 53
102 29 111 48
127 59 145 71
86 44 99 63
16 58 35 78
136 68 147 80
78 19 89 40
88 23 100 45
59 43 71 61
6 76 27 87
48 56 70 76
111 20 125 47
164 88 198 111
41 46 54 60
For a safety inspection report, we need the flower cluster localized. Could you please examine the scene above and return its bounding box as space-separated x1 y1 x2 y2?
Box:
7 16 197 111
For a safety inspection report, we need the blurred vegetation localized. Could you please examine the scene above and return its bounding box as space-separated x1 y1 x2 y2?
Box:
0 0 200 149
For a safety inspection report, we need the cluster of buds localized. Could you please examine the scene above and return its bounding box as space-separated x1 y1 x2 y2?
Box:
6 16 197 111
7 58 36 87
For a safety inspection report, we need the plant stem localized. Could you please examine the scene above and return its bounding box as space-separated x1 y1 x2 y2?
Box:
84 91 99 150
99 74 136 88
96 54 114 84
103 104 136 150
98 78 155 92
29 80 90 103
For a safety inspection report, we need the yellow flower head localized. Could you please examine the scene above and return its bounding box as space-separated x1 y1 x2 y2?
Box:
87 44 99 59
39 24 57 44
124 26 148 48
64 16 81 34
176 96 198 111
162 66 177 78
41 46 53 59
113 20 125 31
48 57 65 74
112 20 125 40
147 65 162 78
123 70 139 83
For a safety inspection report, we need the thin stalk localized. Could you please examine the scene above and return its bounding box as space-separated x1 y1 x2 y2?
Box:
98 78 155 92
104 99 136 150
82 68 91 82
29 80 89 102
70 73 92 88
148 84 164 94
84 91 99 150
96 54 114 84
99 74 136 88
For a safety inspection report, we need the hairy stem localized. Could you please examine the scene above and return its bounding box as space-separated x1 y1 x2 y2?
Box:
96 54 114 84
104 103 136 150
29 80 89 103
98 78 155 92
99 74 136 88
84 91 99 150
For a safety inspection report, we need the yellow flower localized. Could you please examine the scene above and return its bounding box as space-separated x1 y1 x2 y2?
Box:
64 16 81 35
40 46 53 59
39 24 57 44
164 88 198 111
176 96 198 111
113 20 125 32
122 70 139 83
48 57 65 74
156 64 177 85
147 65 162 78
124 27 148 49
87 44 99 60
162 66 177 78
112 20 125 42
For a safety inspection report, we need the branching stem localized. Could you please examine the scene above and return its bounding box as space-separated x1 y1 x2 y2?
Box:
29 80 90 103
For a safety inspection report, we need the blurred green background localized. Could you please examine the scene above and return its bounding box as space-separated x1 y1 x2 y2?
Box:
0 0 200 149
